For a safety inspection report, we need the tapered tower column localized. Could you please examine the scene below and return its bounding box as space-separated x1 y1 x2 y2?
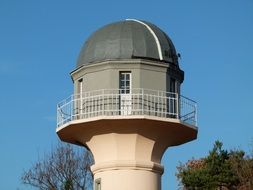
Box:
56 19 198 190
88 128 163 190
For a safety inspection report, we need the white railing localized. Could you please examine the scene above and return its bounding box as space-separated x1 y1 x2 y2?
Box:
57 88 197 128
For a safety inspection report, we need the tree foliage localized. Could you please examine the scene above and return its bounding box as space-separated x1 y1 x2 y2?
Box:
21 143 94 190
229 149 253 189
177 141 253 190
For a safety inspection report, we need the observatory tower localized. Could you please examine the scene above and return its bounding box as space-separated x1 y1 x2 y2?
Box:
56 19 198 190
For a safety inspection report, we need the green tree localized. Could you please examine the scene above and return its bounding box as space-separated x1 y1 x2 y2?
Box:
229 149 253 189
177 141 239 190
21 143 93 190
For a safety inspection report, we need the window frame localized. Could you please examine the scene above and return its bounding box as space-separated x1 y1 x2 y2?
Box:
119 71 132 94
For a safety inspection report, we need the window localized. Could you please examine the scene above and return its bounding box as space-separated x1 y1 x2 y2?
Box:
170 78 176 93
77 78 83 95
95 178 101 190
119 72 132 115
77 78 83 115
169 78 177 117
120 72 131 94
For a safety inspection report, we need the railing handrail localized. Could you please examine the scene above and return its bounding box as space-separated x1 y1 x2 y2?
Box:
180 94 197 104
57 89 180 106
57 88 197 128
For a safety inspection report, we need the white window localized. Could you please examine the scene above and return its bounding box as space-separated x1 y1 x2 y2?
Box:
120 72 131 94
120 72 132 115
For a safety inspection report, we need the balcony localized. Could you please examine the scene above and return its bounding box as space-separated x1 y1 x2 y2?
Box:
57 88 197 128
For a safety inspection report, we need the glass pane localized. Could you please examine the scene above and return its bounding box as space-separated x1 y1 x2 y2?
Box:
170 78 176 93
120 73 125 80
120 81 125 88
126 74 130 80
126 80 130 87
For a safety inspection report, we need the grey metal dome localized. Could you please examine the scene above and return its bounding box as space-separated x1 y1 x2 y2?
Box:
77 19 179 68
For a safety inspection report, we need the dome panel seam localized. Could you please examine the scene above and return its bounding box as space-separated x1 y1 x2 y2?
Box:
126 19 163 61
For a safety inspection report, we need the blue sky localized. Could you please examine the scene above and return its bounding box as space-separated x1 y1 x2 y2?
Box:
0 0 253 189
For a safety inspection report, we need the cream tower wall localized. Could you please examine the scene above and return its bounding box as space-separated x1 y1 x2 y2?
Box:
88 132 163 190
95 169 161 190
